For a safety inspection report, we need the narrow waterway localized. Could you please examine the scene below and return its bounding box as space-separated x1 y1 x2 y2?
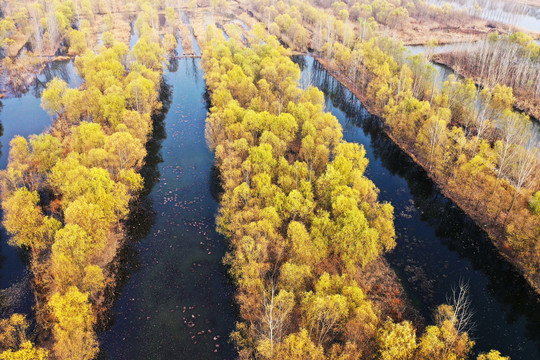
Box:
406 43 464 88
295 56 540 360
99 58 236 359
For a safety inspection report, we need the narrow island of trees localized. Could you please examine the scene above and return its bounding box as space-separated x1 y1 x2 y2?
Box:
0 2 167 358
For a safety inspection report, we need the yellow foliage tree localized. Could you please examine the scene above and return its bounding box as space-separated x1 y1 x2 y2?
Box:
48 287 98 360
376 319 416 360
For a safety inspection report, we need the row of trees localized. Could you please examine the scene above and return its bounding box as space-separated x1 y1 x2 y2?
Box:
250 0 540 298
0 2 167 359
1 0 81 57
435 32 540 119
18 0 179 57
441 0 533 29
0 0 150 56
201 25 504 360
246 0 488 53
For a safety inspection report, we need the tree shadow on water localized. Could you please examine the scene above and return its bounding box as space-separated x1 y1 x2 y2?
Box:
96 79 172 337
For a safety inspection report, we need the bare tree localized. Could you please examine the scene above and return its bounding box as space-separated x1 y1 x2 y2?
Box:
253 279 294 354
446 280 475 335
444 35 540 114
46 6 59 54
28 2 44 58
494 112 528 180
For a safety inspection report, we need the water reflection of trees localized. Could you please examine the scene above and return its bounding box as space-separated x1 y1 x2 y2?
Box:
3 60 80 99
168 56 179 73
202 86 224 203
187 58 199 84
304 56 540 354
33 61 81 98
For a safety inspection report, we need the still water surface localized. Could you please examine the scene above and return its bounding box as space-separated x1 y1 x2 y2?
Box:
99 58 236 359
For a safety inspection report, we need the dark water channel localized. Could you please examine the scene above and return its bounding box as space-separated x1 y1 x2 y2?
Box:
295 56 540 359
99 58 236 359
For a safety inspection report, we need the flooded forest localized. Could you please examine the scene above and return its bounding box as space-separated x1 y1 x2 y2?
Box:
0 0 539 359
